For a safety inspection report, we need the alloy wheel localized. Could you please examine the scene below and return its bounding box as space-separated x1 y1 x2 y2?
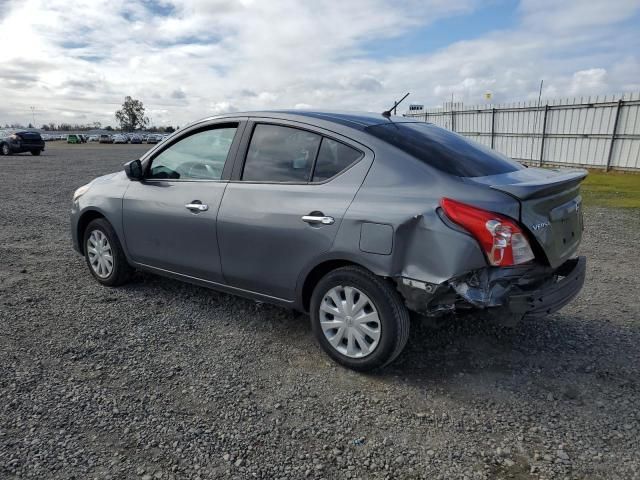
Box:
319 285 381 358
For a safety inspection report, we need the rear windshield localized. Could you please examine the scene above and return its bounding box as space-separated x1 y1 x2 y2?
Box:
18 132 42 140
365 122 522 177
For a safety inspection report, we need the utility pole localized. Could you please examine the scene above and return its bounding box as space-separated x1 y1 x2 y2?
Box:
30 106 36 127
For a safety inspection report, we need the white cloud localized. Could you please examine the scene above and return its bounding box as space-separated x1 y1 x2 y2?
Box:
0 0 638 126
569 69 608 95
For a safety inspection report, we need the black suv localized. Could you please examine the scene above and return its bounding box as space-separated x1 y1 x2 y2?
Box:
0 130 45 156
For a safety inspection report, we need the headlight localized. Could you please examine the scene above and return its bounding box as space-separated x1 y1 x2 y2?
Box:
73 184 91 202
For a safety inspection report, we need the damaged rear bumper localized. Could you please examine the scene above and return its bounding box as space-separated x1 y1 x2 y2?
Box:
397 256 586 320
506 256 586 318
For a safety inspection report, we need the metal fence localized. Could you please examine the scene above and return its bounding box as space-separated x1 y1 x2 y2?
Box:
404 92 640 171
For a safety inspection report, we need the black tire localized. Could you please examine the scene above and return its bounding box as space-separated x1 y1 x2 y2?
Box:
31 150 41 156
1 143 10 155
310 266 410 371
83 218 132 286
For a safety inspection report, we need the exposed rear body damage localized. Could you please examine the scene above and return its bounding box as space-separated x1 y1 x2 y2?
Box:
393 165 587 321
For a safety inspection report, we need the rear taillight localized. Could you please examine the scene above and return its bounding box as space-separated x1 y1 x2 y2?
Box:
440 198 535 266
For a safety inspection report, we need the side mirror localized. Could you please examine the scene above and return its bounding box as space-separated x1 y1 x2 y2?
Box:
124 159 143 180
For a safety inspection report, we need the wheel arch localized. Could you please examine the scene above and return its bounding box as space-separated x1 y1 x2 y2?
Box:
299 256 388 313
76 209 107 254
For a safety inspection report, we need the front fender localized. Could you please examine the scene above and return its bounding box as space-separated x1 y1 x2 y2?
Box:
71 172 132 259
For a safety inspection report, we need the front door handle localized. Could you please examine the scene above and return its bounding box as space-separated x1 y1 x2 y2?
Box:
302 215 334 225
185 202 208 212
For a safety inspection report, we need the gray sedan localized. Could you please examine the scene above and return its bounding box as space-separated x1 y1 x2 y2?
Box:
71 111 586 371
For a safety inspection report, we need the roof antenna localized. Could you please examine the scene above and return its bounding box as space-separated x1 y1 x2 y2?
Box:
382 92 410 117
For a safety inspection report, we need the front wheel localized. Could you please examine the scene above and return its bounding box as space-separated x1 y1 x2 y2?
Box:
83 218 132 286
31 150 41 156
310 266 410 371
1 143 10 155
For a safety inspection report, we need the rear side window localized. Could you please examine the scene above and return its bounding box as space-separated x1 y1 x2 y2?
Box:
365 122 522 177
243 124 321 182
312 138 363 182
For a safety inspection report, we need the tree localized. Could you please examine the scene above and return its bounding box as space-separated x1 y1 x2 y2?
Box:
105 125 114 131
115 96 148 132
164 126 175 133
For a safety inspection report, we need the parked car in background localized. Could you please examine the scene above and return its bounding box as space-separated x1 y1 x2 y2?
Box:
113 135 128 144
88 135 99 142
130 135 143 144
67 134 82 144
99 134 113 144
0 129 45 155
146 134 160 144
70 111 587 371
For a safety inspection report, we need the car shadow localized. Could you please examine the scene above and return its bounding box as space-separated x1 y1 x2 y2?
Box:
123 271 639 403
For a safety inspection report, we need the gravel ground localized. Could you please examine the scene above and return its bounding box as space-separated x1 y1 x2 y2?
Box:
1 143 639 480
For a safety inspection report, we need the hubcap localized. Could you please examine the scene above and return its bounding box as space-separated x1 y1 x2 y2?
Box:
87 229 114 278
319 285 381 358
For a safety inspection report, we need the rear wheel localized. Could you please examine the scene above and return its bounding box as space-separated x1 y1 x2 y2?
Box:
1 143 10 155
31 150 41 156
83 218 132 286
310 266 410 371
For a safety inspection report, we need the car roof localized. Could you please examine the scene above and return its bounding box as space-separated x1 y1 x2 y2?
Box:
203 110 416 131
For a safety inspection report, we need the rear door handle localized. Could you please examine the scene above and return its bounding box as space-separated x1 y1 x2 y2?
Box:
185 202 208 212
302 215 334 225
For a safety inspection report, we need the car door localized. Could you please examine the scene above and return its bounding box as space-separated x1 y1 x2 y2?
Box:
122 121 244 283
218 120 373 300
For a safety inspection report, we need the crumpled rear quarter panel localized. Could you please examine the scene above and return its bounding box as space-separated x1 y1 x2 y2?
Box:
333 149 519 285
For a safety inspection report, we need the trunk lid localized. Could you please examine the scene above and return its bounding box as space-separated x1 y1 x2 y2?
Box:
466 167 587 268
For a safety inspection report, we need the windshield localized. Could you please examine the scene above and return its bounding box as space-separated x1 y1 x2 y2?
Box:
365 122 522 177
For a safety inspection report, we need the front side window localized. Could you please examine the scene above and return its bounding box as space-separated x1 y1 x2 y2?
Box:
148 126 237 180
312 138 363 182
242 124 321 182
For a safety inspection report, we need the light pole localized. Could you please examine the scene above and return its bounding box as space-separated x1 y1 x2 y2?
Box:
30 106 36 128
